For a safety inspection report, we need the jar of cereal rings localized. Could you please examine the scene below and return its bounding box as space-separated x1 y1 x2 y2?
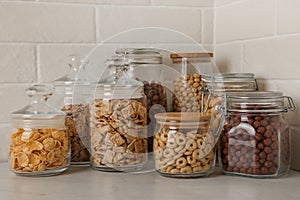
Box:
52 55 91 166
154 112 224 178
220 92 296 178
90 56 148 172
9 84 70 176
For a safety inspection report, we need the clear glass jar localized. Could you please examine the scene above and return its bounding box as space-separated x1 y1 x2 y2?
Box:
154 112 224 178
52 55 90 166
9 84 70 176
116 48 169 153
90 57 148 172
219 92 296 178
170 53 214 112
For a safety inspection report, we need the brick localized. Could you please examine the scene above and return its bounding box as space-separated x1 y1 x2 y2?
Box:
0 45 36 83
0 3 95 43
151 0 213 7
215 0 276 43
243 36 300 79
278 0 300 34
215 43 242 73
97 6 202 43
40 0 150 5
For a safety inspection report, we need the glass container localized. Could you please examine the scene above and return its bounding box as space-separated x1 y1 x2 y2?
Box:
52 55 90 166
9 84 70 176
170 53 214 113
219 91 296 178
90 57 148 172
116 48 169 153
154 112 224 178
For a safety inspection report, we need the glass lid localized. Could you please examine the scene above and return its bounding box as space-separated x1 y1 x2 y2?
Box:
53 54 90 86
96 56 143 87
115 48 162 64
12 84 65 120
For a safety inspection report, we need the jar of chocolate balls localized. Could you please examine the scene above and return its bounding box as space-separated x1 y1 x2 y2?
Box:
219 92 296 178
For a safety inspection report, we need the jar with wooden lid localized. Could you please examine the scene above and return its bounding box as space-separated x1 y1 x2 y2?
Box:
154 112 224 178
170 53 214 112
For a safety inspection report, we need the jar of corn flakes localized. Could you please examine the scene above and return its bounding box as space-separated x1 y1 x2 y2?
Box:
9 84 70 176
154 112 224 178
90 56 148 172
52 55 91 166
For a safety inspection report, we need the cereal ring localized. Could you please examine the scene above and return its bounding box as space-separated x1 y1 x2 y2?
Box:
206 150 214 160
174 145 184 153
185 140 197 151
160 132 168 142
155 134 160 140
186 131 197 139
192 149 202 160
170 168 180 173
163 148 175 158
197 138 204 148
187 156 197 165
158 140 166 148
175 135 186 146
180 166 192 174
202 162 212 171
167 166 174 173
176 157 187 168
193 166 203 173
166 139 177 149
202 143 213 156
191 162 201 168
184 151 193 156
154 149 163 159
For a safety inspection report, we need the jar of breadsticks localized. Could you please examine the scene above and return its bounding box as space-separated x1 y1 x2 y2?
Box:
52 55 91 166
90 56 148 172
154 112 224 178
9 84 70 176
170 53 214 112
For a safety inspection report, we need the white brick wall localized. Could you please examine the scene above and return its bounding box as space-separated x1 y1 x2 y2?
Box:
0 1 213 162
215 0 300 170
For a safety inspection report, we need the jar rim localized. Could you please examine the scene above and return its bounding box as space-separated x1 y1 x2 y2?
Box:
155 112 210 125
170 52 213 59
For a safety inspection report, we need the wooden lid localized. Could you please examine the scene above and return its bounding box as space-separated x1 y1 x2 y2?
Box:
155 112 210 123
170 53 213 59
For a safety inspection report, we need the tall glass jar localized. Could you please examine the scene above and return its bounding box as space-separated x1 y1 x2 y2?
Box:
52 55 90 166
219 92 296 178
116 48 169 153
9 84 70 176
154 112 224 178
90 57 148 172
170 53 214 112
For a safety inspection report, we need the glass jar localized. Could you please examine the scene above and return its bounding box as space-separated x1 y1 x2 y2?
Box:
116 48 169 153
90 57 148 172
154 112 224 178
9 84 70 176
52 55 90 166
170 53 214 112
219 92 296 178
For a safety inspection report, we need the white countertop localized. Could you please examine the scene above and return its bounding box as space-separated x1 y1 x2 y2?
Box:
1 163 300 200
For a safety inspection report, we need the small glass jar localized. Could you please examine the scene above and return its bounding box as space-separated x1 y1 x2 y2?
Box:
9 84 70 176
170 53 214 112
154 112 224 178
52 55 90 166
116 48 169 153
219 92 296 178
90 57 148 172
